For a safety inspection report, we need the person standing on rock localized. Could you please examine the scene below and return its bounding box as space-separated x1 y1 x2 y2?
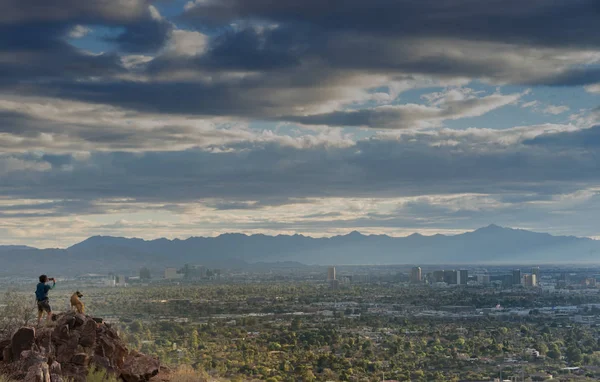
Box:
35 274 56 326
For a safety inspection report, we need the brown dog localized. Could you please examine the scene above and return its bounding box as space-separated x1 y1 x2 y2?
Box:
70 291 85 314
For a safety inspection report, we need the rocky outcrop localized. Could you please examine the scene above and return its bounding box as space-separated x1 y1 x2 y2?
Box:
0 312 160 381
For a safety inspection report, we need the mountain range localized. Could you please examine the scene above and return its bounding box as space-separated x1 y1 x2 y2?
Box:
1 225 599 276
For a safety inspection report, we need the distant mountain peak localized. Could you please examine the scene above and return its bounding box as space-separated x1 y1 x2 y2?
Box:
346 230 365 237
483 223 503 230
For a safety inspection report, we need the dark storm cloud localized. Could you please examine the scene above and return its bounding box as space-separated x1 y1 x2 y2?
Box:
184 0 600 49
0 0 150 24
109 17 173 53
0 0 171 85
1 0 599 120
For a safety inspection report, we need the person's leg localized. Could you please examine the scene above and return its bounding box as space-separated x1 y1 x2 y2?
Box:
37 309 43 326
46 310 52 325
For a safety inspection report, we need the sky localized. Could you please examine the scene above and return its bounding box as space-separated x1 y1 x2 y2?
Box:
1 0 600 248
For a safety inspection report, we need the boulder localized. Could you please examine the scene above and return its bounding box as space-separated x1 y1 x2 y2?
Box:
78 319 97 348
70 352 89 366
11 327 36 359
52 325 70 346
120 352 160 382
24 361 50 382
73 314 86 328
2 345 12 362
49 360 62 375
35 328 54 353
0 338 10 361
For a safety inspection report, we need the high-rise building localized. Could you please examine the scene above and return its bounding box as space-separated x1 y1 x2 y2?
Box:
512 269 522 285
327 266 336 281
444 270 458 285
410 267 422 283
432 270 445 283
523 274 537 287
531 267 540 279
459 269 468 285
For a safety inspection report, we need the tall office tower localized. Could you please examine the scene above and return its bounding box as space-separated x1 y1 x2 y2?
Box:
327 266 336 281
433 270 445 283
523 274 537 287
411 267 422 283
512 269 522 285
444 270 458 285
459 269 468 285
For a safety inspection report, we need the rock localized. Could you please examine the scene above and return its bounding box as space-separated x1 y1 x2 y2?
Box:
1 312 159 382
49 361 62 375
64 316 76 330
60 363 86 382
78 319 97 348
73 314 86 328
20 350 47 370
149 366 172 382
52 325 70 346
120 352 160 382
24 360 50 382
0 338 10 361
2 345 12 362
70 352 89 366
11 327 36 359
35 328 53 353
55 330 80 365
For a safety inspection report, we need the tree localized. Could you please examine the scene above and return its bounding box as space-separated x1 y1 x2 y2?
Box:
567 345 583 364
547 343 562 360
190 329 200 351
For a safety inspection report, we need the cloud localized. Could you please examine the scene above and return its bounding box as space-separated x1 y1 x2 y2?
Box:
2 0 600 245
0 0 149 24
0 95 357 153
543 105 571 115
285 89 523 128
0 156 51 176
163 29 208 57
586 84 600 93
68 25 91 38
524 125 600 148
184 0 600 49
0 124 596 205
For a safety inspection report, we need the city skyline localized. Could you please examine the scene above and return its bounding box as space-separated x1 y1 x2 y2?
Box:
1 0 600 247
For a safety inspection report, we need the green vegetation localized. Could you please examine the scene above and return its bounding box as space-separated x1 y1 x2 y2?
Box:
86 368 120 382
3 282 600 380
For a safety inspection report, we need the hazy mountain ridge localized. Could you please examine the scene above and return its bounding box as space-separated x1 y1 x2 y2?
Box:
1 225 598 276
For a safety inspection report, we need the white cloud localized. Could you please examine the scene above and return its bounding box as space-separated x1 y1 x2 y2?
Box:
584 84 600 94
290 88 524 128
68 25 91 38
164 29 208 57
543 105 570 115
0 157 51 176
521 100 539 108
